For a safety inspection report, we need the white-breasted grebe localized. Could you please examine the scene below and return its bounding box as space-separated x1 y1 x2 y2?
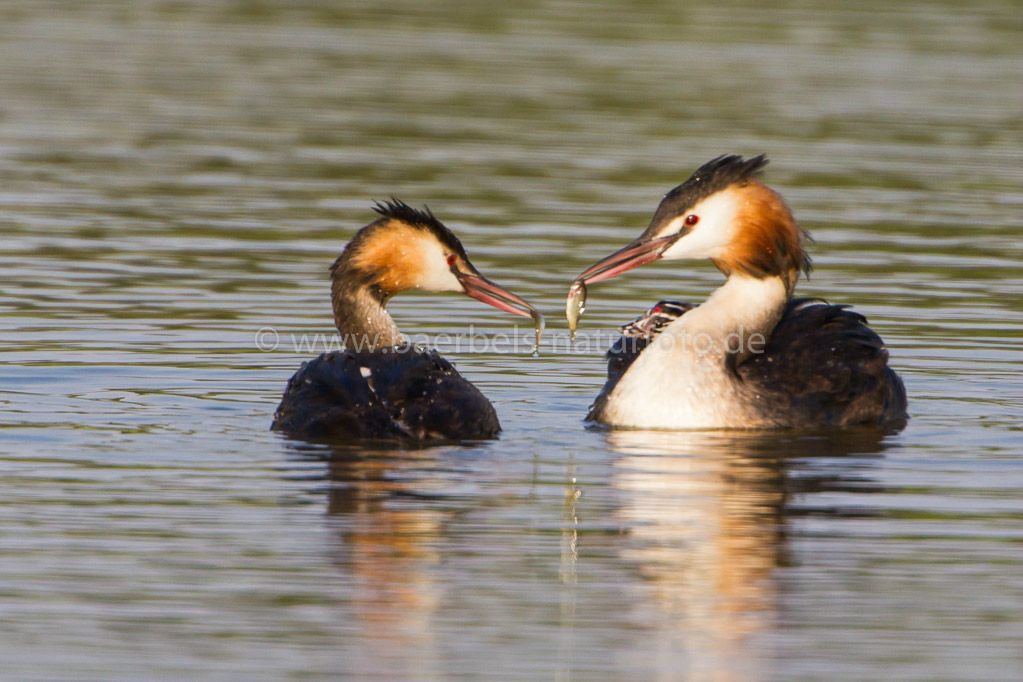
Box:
566 154 907 431
273 200 542 441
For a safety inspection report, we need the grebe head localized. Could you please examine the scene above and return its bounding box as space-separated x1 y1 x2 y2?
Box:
573 154 812 291
332 199 538 319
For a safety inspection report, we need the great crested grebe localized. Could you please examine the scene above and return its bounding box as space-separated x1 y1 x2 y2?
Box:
567 154 907 431
273 199 542 441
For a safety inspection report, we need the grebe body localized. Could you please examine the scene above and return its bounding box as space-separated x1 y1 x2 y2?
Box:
273 345 500 440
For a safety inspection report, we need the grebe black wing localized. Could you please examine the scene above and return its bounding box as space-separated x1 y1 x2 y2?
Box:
272 346 501 441
736 298 908 429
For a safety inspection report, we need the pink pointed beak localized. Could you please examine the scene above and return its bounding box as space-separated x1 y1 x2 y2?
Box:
456 270 539 320
574 234 677 285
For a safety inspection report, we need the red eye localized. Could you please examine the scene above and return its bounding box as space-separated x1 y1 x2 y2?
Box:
446 254 457 268
685 214 699 227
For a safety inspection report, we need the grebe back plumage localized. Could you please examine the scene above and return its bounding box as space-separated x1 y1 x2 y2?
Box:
569 155 907 431
273 200 541 442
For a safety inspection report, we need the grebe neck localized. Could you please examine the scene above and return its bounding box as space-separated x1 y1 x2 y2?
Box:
330 277 403 350
673 274 790 361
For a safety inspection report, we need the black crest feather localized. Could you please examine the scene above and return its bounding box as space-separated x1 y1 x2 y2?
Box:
688 154 769 191
372 198 442 230
650 154 769 226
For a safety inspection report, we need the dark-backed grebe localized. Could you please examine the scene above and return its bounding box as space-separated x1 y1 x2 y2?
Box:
566 154 907 430
273 200 542 441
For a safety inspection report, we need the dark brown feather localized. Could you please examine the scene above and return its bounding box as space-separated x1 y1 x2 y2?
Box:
272 346 501 442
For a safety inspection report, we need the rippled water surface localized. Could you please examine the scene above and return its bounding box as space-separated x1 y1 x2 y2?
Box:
2 1 1022 680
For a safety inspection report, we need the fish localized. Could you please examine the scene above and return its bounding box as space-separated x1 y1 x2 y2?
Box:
529 309 545 357
566 280 587 340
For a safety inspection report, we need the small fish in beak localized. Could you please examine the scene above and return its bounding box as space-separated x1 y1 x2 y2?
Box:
565 234 676 335
566 280 587 340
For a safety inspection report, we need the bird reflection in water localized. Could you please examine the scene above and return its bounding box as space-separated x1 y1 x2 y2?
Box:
605 428 889 680
296 429 889 680
321 445 452 681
